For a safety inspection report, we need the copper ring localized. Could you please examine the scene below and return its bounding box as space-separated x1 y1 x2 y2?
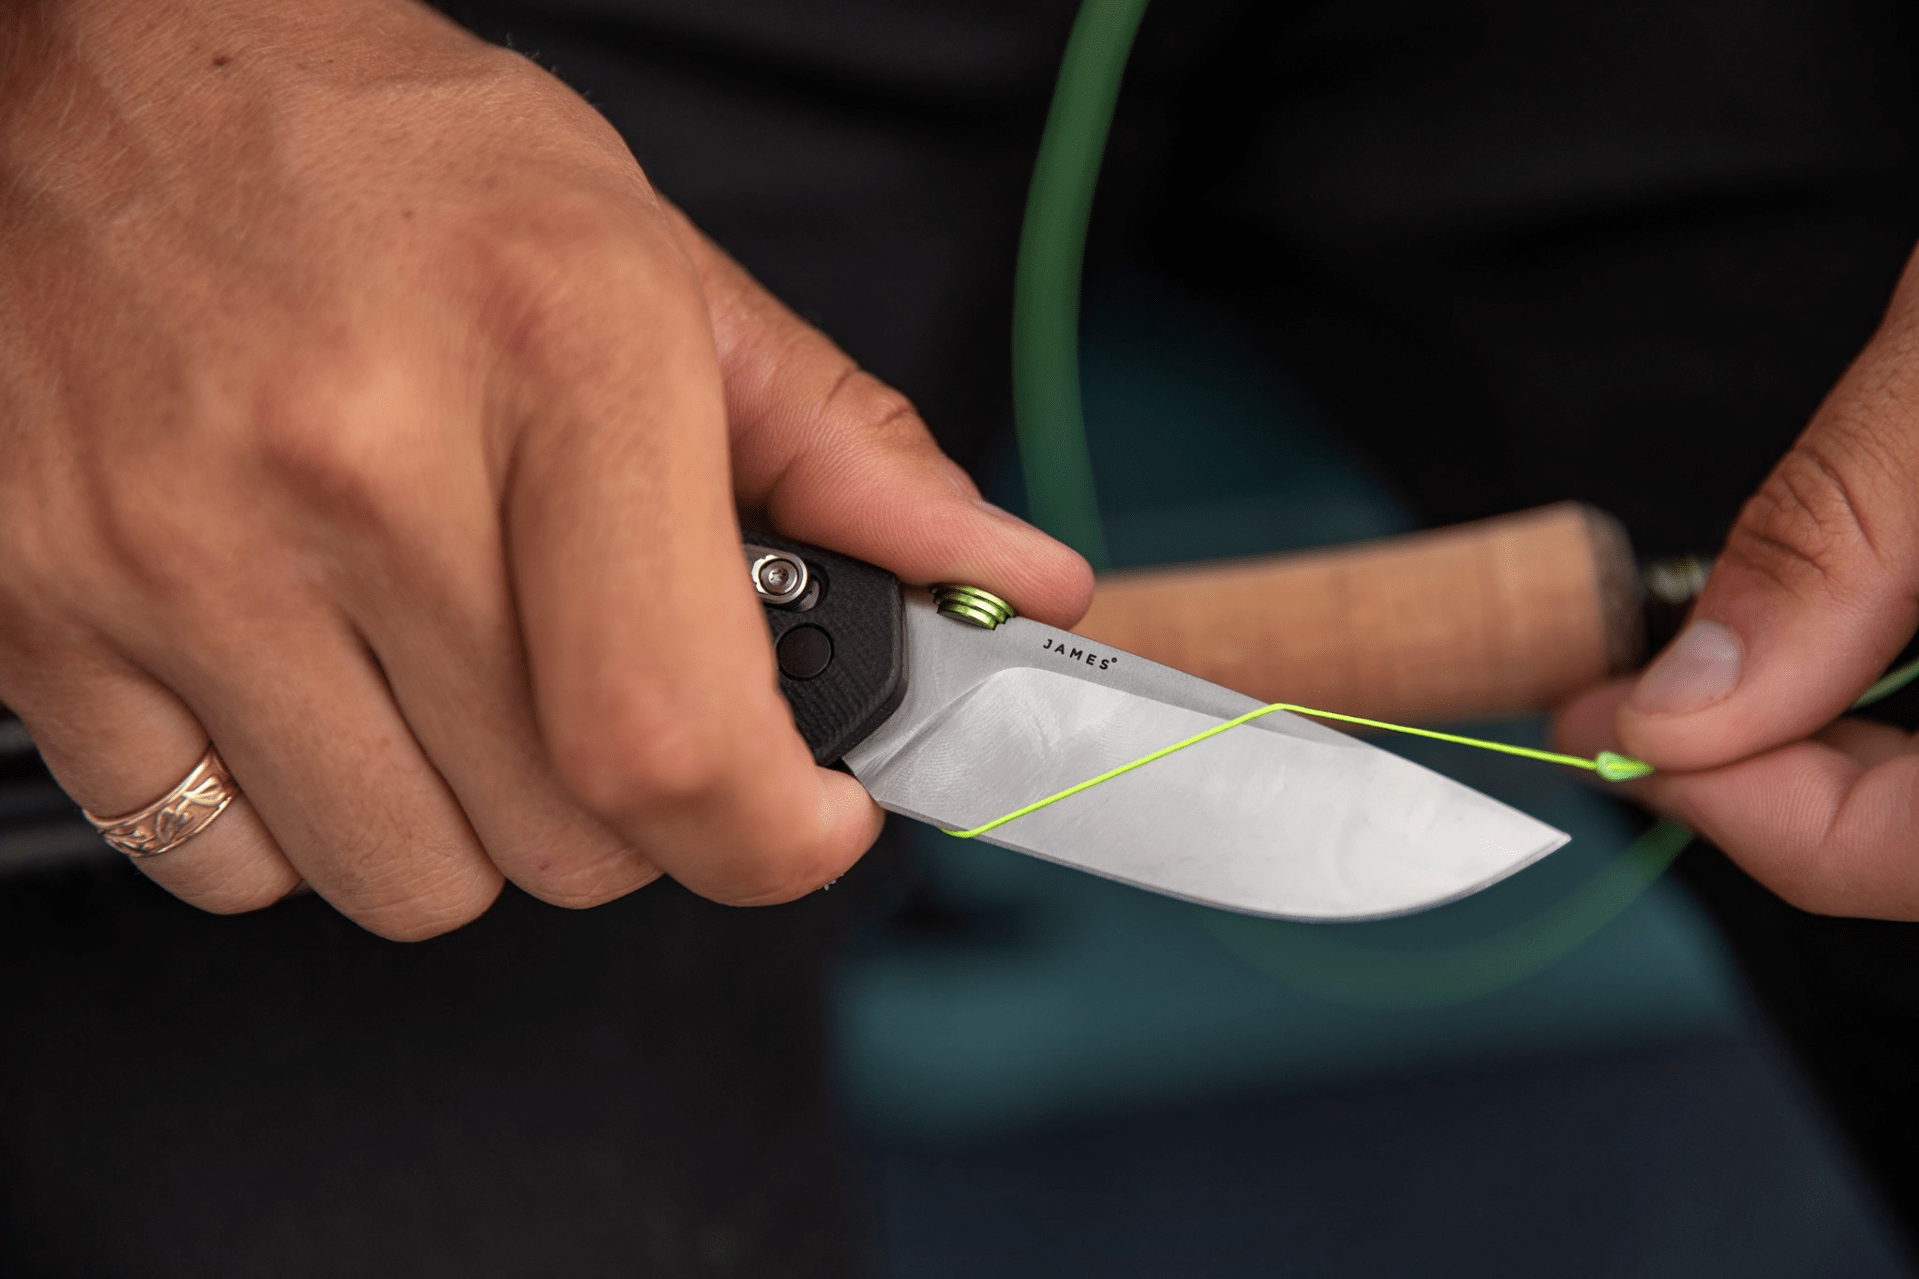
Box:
83 747 238 859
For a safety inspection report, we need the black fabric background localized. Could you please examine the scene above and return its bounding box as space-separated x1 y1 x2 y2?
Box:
0 803 892 1277
5 0 1919 1271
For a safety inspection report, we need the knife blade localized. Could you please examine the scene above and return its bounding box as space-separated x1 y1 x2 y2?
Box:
749 535 1569 921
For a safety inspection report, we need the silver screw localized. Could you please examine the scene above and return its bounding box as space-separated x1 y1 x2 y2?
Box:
747 550 810 605
759 560 796 595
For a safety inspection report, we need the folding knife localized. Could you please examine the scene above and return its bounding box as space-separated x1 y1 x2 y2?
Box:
748 535 1568 921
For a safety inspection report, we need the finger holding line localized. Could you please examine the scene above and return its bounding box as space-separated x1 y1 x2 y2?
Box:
1559 676 1919 918
665 204 1096 631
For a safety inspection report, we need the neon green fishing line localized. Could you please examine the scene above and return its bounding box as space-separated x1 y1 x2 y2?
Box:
1855 654 1919 707
1010 0 1150 569
944 705 1651 841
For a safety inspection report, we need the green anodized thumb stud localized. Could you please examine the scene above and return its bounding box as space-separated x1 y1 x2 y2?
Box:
933 584 1017 629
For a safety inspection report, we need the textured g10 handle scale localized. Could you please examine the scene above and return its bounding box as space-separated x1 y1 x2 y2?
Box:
750 533 907 766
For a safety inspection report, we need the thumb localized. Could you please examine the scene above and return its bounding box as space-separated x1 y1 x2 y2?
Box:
663 203 1095 629
1616 259 1919 771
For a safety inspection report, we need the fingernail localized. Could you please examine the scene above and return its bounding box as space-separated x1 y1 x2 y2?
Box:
1630 619 1743 715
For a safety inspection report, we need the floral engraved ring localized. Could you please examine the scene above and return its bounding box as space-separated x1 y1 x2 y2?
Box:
83 747 238 859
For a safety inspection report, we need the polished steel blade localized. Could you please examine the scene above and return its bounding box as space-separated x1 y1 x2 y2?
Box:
842 594 1569 921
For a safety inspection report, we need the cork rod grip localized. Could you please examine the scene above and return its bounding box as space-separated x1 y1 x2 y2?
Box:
1075 503 1643 725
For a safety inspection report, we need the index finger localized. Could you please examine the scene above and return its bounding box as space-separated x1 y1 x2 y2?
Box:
662 203 1096 630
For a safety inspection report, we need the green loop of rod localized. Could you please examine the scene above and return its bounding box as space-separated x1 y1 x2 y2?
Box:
1855 654 1919 707
1011 0 1151 568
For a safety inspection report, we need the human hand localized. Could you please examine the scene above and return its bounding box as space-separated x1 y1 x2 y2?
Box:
0 0 1090 938
1555 243 1919 917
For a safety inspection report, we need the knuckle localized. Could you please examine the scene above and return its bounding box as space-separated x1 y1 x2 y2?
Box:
198 858 290 910
518 851 659 911
549 701 735 830
93 494 236 607
161 865 302 917
354 875 501 943
78 494 252 630
466 203 687 370
545 692 852 906
1721 429 1896 599
248 350 423 533
827 366 920 438
324 833 502 942
73 344 432 614
492 809 659 909
0 508 80 632
63 417 222 601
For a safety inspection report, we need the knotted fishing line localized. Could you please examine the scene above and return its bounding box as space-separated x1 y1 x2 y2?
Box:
988 0 1919 1005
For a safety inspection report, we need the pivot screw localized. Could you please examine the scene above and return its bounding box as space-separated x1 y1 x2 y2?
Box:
749 551 810 606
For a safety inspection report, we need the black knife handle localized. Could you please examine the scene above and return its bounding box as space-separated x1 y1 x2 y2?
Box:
747 534 906 766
